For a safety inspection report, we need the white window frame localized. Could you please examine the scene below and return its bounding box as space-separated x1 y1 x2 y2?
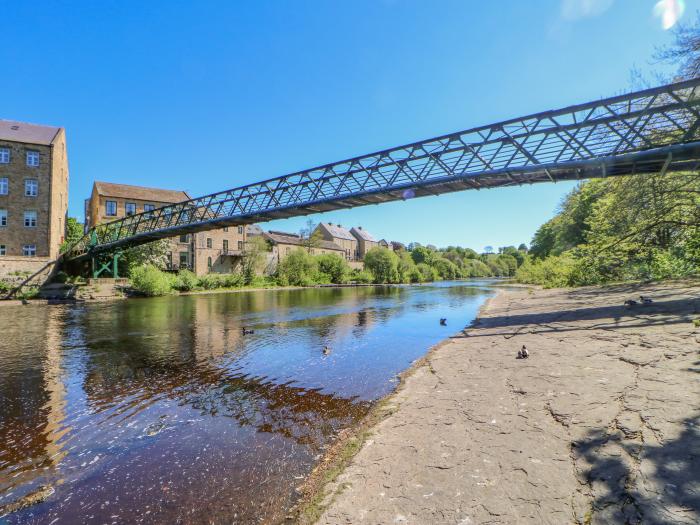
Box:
23 244 36 256
24 210 37 228
24 178 38 197
0 245 5 256
0 177 8 195
0 148 9 164
0 209 6 227
26 151 39 167
105 200 117 216
125 202 136 216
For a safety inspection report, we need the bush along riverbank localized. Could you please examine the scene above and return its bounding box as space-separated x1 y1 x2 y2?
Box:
126 245 530 297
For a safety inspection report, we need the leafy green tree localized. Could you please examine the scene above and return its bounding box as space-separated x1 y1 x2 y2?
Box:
276 249 318 286
242 235 268 284
62 217 84 249
432 257 460 280
122 239 171 274
410 245 434 265
416 263 439 282
396 250 418 282
316 253 350 283
364 247 399 283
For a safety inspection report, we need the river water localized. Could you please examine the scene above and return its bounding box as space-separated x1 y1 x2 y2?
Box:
0 280 495 524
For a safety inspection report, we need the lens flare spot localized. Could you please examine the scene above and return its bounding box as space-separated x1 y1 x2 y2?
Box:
402 189 416 200
654 0 685 30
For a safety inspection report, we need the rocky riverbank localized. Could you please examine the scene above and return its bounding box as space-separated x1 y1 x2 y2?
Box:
310 280 700 524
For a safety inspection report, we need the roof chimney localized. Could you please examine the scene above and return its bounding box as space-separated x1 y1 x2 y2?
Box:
358 226 362 230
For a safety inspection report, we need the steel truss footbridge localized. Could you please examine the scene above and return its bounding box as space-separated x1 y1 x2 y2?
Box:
67 78 700 265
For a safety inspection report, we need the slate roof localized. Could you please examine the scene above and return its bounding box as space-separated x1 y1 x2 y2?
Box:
0 119 61 145
350 226 377 242
319 222 355 241
246 224 264 236
264 230 344 252
93 181 190 204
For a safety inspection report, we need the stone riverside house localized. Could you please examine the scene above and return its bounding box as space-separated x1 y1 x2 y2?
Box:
85 182 246 276
350 226 378 259
0 120 69 278
262 230 346 271
313 222 382 262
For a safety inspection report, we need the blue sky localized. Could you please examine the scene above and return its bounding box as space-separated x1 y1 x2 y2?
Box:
2 0 691 251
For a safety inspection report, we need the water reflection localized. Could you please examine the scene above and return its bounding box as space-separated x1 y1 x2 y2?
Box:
0 281 493 524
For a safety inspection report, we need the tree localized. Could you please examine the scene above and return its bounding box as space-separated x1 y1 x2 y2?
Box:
518 243 528 252
484 246 494 254
396 250 418 283
410 245 434 265
432 257 460 280
299 219 323 252
242 235 268 284
656 12 700 80
276 249 318 286
364 247 399 283
59 217 84 253
122 239 171 274
316 253 350 283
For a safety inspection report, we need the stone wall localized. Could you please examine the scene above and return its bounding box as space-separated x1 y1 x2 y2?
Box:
0 256 55 281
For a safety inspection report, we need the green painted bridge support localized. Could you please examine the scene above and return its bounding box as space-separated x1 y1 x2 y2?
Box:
91 251 121 279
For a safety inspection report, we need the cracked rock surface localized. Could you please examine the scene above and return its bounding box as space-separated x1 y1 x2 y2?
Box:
316 281 700 524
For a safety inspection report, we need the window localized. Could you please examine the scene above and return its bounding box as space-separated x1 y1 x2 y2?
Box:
207 256 212 269
0 148 9 164
223 240 229 251
105 200 117 216
0 245 5 256
23 244 36 256
180 234 189 243
223 227 228 232
206 238 212 248
24 210 37 227
25 179 38 197
0 209 6 226
238 226 244 234
26 151 39 167
125 202 136 216
238 240 244 250
0 178 8 195
144 204 155 218
179 251 189 267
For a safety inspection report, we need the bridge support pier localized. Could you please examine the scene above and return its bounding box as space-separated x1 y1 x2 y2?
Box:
91 251 122 279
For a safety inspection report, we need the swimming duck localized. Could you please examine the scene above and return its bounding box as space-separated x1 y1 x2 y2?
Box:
624 299 638 307
241 327 254 335
439 318 447 326
322 346 331 355
639 296 653 305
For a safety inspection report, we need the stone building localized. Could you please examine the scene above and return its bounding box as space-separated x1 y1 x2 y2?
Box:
313 222 357 261
85 181 247 275
0 119 69 277
350 226 378 259
262 230 345 271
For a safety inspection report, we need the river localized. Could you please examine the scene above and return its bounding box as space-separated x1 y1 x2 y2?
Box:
0 280 495 524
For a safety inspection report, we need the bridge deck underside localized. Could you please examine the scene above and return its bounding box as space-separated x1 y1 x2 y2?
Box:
65 78 700 262
73 143 700 260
